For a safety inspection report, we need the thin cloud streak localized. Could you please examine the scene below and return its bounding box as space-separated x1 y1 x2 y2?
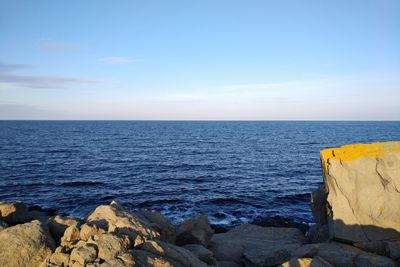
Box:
0 72 97 89
98 57 137 65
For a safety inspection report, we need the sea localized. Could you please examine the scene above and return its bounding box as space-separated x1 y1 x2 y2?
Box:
0 121 399 226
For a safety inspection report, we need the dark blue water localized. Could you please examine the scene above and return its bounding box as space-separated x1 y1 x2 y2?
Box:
0 121 399 225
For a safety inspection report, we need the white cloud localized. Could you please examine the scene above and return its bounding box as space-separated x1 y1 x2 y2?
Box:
98 57 137 65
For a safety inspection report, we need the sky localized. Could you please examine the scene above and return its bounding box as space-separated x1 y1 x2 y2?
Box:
0 0 399 120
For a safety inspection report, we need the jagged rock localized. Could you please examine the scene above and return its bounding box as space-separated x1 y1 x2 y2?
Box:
217 261 242 267
141 239 208 266
0 201 30 225
307 224 329 243
48 215 80 243
310 185 328 245
133 249 177 267
79 223 106 241
183 244 217 265
135 210 177 243
86 201 159 241
61 225 81 247
0 218 8 230
0 220 55 267
354 253 396 267
100 258 126 267
176 214 214 246
320 142 400 242
70 244 97 265
48 252 70 266
280 257 334 267
209 224 305 266
353 240 387 256
88 233 130 261
384 241 400 260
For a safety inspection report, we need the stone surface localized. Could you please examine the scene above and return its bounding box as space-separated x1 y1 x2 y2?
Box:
354 253 396 267
0 218 8 230
384 240 400 260
141 239 208 266
134 210 177 243
0 220 55 267
176 214 214 246
79 223 106 241
86 201 159 241
70 244 97 265
48 215 80 243
48 252 70 266
61 225 81 246
320 142 400 242
183 244 217 265
133 249 177 267
90 233 130 261
310 185 327 227
0 201 30 225
209 224 305 266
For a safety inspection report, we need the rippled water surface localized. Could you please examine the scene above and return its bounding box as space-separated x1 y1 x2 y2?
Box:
0 121 399 225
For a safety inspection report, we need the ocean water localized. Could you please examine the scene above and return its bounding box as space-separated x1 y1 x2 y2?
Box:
0 121 399 226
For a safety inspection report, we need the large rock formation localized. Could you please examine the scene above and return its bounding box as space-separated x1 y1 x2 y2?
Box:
0 220 56 267
319 141 400 242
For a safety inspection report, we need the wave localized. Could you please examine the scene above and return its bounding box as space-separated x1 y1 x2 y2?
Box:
60 181 105 187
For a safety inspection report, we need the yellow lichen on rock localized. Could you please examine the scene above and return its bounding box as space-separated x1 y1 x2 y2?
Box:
321 141 400 163
319 141 400 242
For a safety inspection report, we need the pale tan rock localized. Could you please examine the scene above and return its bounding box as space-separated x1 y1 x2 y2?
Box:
48 215 80 242
0 201 30 225
280 258 313 267
320 142 400 242
60 225 81 246
70 244 97 265
79 223 106 241
100 258 126 267
133 249 177 267
0 220 56 267
135 210 177 243
48 252 70 266
89 233 130 261
183 244 217 265
86 201 159 241
116 251 136 267
176 214 214 246
209 224 305 266
141 239 208 266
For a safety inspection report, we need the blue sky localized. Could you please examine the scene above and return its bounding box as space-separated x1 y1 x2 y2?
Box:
0 0 399 120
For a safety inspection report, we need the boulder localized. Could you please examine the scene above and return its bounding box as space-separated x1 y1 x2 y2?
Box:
320 142 400 242
48 215 80 243
86 201 159 241
354 253 396 267
133 249 177 267
0 201 30 225
384 241 400 260
61 225 81 247
280 257 334 267
209 224 305 266
183 244 217 265
0 218 8 231
48 252 70 266
0 220 56 267
79 223 106 241
70 244 97 265
134 210 177 243
88 233 130 261
310 185 327 227
176 214 214 246
140 239 208 266
217 261 242 267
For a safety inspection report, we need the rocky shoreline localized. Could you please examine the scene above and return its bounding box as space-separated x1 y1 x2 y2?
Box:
1 141 399 267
